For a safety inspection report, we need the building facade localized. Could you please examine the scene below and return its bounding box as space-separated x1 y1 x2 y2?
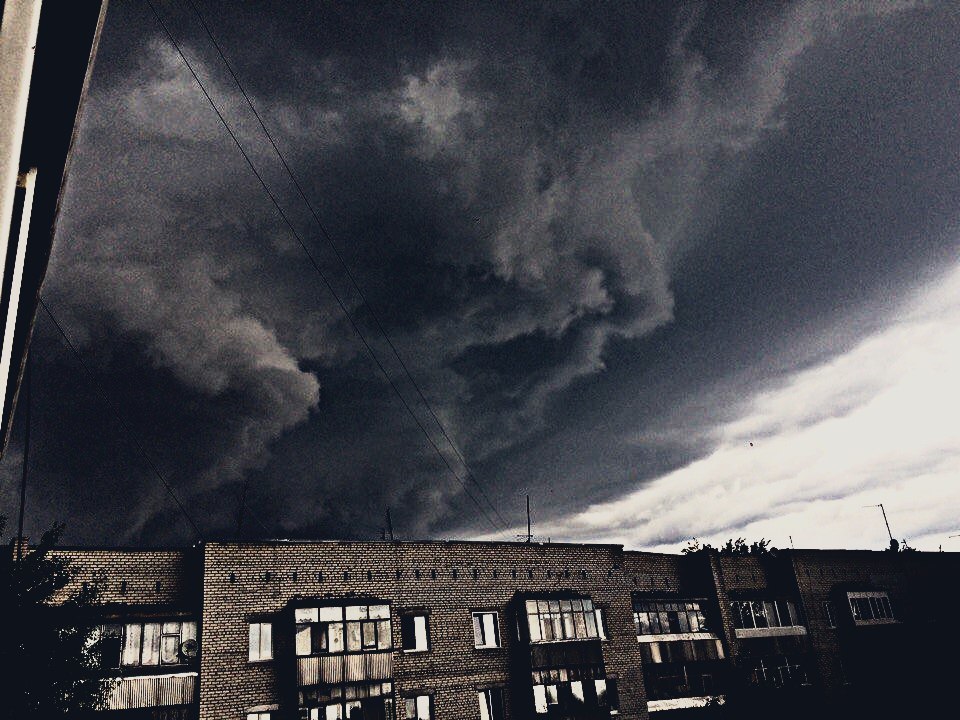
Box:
40 540 960 720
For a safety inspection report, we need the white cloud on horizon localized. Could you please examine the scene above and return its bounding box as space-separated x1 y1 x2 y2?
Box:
483 261 960 553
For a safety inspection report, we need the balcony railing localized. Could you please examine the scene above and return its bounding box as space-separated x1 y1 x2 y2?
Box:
297 651 393 686
105 672 197 710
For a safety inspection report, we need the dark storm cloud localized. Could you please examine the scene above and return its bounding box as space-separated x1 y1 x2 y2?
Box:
3 0 956 547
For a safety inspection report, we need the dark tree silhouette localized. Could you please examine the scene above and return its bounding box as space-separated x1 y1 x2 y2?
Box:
0 517 111 717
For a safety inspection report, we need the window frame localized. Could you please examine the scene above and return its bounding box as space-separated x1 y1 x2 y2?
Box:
403 694 433 720
525 597 601 643
401 613 430 653
248 621 274 662
846 591 895 624
472 611 501 649
478 687 505 720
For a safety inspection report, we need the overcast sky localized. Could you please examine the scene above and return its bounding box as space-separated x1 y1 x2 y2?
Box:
2 0 959 551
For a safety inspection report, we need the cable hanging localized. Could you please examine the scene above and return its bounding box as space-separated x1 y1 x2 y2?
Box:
144 0 507 533
38 296 204 541
178 0 509 530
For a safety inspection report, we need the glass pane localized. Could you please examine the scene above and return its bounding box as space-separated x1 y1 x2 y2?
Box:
377 620 392 649
573 610 587 638
319 606 343 622
362 621 376 648
764 602 780 627
296 625 312 656
560 600 572 613
326 706 343 720
346 622 361 651
182 621 197 642
329 624 344 653
584 610 598 637
123 624 142 666
541 616 554 641
369 604 390 620
582 599 594 612
678 611 689 633
473 615 483 645
416 695 430 719
571 599 583 612
545 685 558 705
478 691 490 720
414 616 428 650
161 635 179 664
594 679 607 706
261 623 272 659
141 623 161 665
571 681 584 703
562 612 576 638
405 699 416 719
528 613 542 641
162 621 180 635
296 608 319 623
483 614 498 647
533 685 548 714
525 600 538 615
346 605 367 621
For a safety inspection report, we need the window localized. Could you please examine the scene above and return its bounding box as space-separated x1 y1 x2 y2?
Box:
478 688 505 720
472 612 500 649
117 620 197 667
730 599 801 629
404 695 432 719
295 604 391 657
634 600 709 635
401 614 429 652
249 622 273 661
525 598 600 643
824 601 837 628
847 592 894 624
247 714 271 720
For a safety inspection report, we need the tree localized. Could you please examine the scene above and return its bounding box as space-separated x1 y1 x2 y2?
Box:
0 517 112 717
682 537 776 555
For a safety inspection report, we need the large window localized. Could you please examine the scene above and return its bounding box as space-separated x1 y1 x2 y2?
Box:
525 598 601 643
730 600 801 630
295 604 391 657
847 592 894 623
747 656 808 688
401 614 430 652
634 601 709 635
472 612 500 649
249 622 273 662
478 688 505 720
105 620 197 668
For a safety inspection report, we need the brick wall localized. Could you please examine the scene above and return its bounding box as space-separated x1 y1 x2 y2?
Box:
48 547 196 607
200 541 648 720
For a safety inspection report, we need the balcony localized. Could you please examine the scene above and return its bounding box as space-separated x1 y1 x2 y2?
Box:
297 651 393 686
105 672 197 710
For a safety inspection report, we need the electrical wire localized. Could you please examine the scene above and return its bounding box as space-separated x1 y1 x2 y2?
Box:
37 296 204 540
144 0 506 533
179 0 510 530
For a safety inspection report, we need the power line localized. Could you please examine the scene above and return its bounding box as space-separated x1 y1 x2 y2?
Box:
144 0 505 533
38 296 204 540
179 0 509 530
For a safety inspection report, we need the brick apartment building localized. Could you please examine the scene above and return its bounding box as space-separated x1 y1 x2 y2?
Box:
38 539 960 720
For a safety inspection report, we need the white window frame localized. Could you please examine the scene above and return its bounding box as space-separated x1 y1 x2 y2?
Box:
846 591 895 625
472 611 501 649
404 694 432 719
248 622 273 662
402 614 430 653
478 688 505 720
247 713 271 720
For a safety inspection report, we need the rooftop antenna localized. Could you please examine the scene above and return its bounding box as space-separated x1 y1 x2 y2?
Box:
517 495 533 543
864 503 897 550
789 535 795 549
